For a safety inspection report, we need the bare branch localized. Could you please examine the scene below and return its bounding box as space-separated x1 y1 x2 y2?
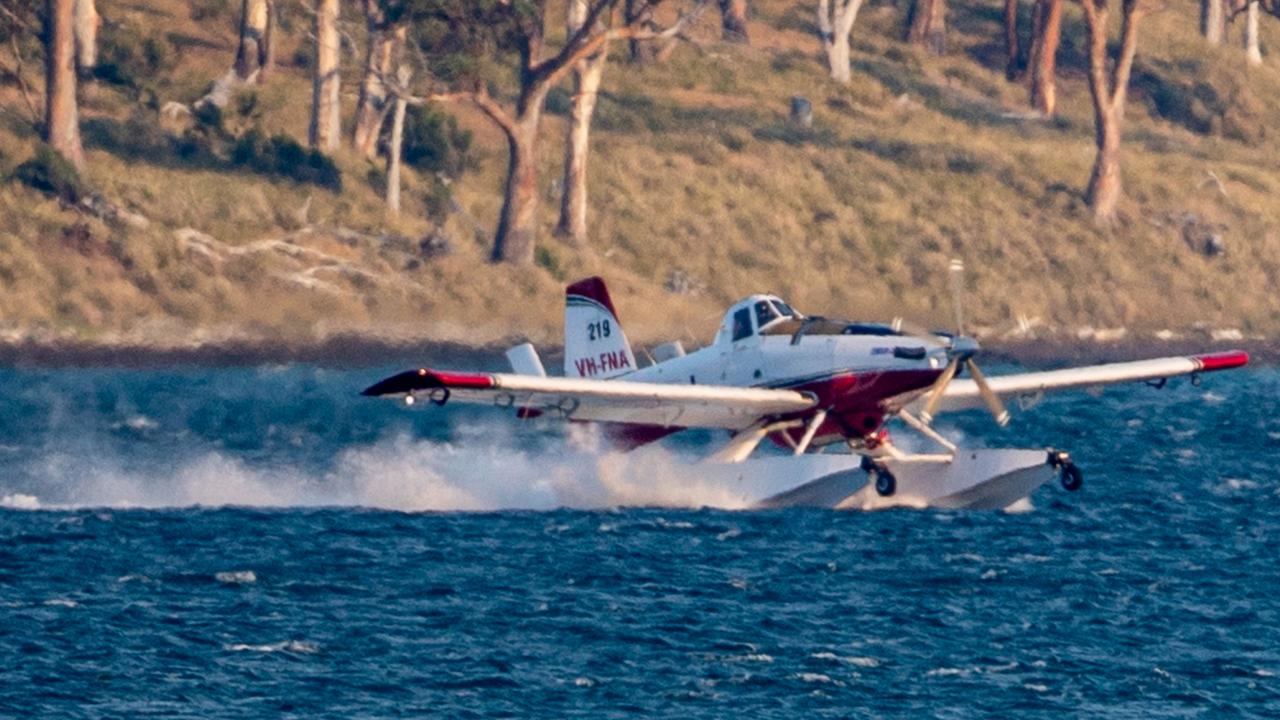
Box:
625 0 710 42
470 83 520 138
4 34 40 126
0 0 34 30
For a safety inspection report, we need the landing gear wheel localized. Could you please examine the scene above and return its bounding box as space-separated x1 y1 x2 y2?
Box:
1060 463 1083 492
1046 449 1083 493
862 455 896 497
874 470 897 497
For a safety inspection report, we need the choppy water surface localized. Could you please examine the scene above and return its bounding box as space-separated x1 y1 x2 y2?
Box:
1 364 1279 717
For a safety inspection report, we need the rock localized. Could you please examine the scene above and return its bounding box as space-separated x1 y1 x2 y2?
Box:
1178 213 1227 258
790 96 813 129
160 101 191 119
173 228 222 272
79 192 151 230
666 269 703 296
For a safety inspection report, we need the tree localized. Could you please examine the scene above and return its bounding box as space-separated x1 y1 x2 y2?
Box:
413 1 682 265
624 0 658 63
1027 0 1062 115
1003 0 1021 79
555 2 702 246
554 0 609 245
718 0 748 43
353 0 405 158
817 0 866 83
1243 0 1262 64
193 0 274 110
1080 0 1146 221
1202 0 1225 44
309 0 341 152
46 0 84 171
905 0 947 54
385 65 411 215
73 0 97 72
234 0 274 82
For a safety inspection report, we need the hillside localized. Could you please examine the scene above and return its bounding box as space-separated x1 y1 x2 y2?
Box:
1 0 1278 359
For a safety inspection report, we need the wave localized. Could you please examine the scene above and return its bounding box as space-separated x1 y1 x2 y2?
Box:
0 423 753 512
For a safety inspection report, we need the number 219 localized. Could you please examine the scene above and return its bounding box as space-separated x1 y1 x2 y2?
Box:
587 320 611 341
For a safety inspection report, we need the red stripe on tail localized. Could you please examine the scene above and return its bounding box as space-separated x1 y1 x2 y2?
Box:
566 276 620 317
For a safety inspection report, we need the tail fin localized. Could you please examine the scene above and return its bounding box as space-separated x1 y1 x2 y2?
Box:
564 277 636 379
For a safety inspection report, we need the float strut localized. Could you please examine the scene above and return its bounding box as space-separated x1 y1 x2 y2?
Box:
792 409 828 456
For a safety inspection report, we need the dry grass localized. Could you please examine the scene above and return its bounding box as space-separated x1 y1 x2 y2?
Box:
0 0 1277 354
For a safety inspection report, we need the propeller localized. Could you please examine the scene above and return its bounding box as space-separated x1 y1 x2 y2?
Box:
914 259 1011 428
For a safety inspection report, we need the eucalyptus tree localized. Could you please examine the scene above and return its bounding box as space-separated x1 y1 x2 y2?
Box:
1079 0 1148 221
46 0 84 170
408 0 683 265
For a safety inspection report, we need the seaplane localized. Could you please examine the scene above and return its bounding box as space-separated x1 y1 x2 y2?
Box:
363 264 1249 510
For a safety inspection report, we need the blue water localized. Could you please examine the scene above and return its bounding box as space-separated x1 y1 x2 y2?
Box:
2 364 1279 717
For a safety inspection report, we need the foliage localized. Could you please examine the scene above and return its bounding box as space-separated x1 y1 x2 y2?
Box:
231 131 343 191
389 105 475 177
189 0 229 21
11 145 82 202
95 23 172 92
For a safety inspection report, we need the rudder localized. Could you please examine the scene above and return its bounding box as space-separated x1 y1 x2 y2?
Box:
564 277 636 379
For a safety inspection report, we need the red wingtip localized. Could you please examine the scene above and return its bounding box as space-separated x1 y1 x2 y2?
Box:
565 276 619 317
1193 350 1250 372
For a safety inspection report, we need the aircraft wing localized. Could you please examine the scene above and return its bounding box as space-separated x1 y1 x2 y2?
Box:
362 368 818 430
913 350 1249 415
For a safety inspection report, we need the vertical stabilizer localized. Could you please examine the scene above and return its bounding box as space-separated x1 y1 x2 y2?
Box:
564 277 636 379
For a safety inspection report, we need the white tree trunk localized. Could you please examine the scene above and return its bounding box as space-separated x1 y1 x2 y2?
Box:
73 0 98 71
386 94 407 215
354 8 400 157
309 0 341 152
1201 0 1224 45
555 0 608 245
817 0 863 83
46 0 85 171
234 0 270 80
1245 1 1262 65
825 32 850 82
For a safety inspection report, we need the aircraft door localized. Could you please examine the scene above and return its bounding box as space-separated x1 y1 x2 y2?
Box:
721 305 765 385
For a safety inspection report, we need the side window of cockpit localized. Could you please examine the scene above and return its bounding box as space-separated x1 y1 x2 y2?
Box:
755 301 779 329
732 308 753 342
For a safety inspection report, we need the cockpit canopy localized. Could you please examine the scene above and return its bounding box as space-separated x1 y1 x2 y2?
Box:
715 295 800 345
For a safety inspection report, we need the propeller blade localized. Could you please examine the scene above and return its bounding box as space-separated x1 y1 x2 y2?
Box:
948 259 966 337
920 358 960 424
891 317 948 347
965 359 1011 427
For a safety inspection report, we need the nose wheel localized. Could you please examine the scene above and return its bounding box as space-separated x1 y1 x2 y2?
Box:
1047 450 1083 492
861 455 897 497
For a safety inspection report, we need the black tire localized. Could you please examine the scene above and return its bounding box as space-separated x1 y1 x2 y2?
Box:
874 469 896 497
1060 464 1083 492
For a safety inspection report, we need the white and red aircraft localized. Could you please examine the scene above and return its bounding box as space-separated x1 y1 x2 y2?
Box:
364 266 1248 510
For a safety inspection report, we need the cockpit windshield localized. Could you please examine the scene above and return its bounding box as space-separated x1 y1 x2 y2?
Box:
754 301 780 330
772 299 797 319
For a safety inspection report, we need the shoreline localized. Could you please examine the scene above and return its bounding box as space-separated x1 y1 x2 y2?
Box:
0 333 1272 370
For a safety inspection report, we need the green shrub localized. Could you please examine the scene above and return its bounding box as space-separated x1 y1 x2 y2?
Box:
231 130 343 191
189 0 228 21
95 24 171 91
386 105 474 178
11 145 82 202
535 245 564 279
424 176 454 221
